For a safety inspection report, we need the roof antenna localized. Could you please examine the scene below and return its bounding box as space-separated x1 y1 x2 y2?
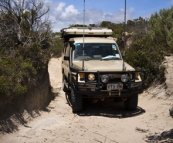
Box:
82 0 85 70
123 0 126 71
124 0 126 34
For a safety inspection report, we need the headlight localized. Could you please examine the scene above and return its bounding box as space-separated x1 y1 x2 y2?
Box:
79 73 85 81
121 74 129 82
88 74 95 81
101 75 109 83
135 72 139 77
135 72 140 80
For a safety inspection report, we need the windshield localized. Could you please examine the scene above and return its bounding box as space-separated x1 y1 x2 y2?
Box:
73 43 121 61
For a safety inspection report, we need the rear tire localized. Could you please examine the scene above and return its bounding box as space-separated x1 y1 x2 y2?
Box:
124 94 138 111
71 86 83 112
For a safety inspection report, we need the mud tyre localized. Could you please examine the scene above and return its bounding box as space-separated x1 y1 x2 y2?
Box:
65 92 71 106
71 86 83 113
62 74 68 92
124 94 138 111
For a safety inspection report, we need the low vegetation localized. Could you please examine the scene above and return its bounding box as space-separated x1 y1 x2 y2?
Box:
125 7 173 86
0 0 52 102
1 0 173 106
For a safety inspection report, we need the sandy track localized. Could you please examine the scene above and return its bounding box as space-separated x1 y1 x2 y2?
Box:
0 58 173 143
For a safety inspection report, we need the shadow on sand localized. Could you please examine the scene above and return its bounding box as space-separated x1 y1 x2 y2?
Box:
0 91 57 134
76 99 146 118
146 129 173 143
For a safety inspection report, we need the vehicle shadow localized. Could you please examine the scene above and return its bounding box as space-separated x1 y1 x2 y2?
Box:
77 99 146 118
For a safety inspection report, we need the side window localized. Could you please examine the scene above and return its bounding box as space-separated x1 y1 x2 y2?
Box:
65 43 70 56
63 43 68 54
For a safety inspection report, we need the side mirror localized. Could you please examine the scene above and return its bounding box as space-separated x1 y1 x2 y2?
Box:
64 56 69 61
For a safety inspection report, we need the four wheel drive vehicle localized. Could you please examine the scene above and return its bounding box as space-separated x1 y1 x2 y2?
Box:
61 27 146 112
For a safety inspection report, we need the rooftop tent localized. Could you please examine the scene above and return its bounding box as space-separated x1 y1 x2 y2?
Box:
61 27 113 42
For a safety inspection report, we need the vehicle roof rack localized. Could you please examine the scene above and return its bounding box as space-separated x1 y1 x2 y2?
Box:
61 27 112 42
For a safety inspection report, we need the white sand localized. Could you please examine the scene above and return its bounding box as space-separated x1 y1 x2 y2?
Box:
0 57 173 143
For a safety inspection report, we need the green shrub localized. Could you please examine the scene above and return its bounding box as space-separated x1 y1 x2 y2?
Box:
51 37 63 56
0 42 52 99
0 0 55 105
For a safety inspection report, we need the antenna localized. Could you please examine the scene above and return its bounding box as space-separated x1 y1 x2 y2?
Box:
123 0 126 71
82 0 85 70
124 0 126 33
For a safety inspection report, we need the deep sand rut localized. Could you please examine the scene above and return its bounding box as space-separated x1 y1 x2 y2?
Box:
0 58 173 143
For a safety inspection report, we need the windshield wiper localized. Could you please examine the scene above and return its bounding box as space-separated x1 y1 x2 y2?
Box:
102 55 120 60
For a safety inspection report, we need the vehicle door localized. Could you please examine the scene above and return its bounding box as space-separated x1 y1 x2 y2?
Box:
63 43 71 78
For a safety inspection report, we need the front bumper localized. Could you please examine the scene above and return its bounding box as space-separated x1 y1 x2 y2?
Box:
70 70 146 98
75 82 144 98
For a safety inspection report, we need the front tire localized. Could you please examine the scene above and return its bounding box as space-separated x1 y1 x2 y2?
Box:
124 94 138 111
71 86 83 112
62 74 68 92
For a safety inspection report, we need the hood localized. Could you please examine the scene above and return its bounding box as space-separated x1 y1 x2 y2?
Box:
73 60 135 71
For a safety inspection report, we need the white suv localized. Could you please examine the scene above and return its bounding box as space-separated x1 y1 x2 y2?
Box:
61 27 146 112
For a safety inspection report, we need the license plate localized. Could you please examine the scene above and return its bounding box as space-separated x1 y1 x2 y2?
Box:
107 83 123 90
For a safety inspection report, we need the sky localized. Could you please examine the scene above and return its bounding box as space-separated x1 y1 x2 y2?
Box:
45 0 173 32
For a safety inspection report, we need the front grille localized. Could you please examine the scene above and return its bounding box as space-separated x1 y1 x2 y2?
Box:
99 73 122 84
108 78 121 82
